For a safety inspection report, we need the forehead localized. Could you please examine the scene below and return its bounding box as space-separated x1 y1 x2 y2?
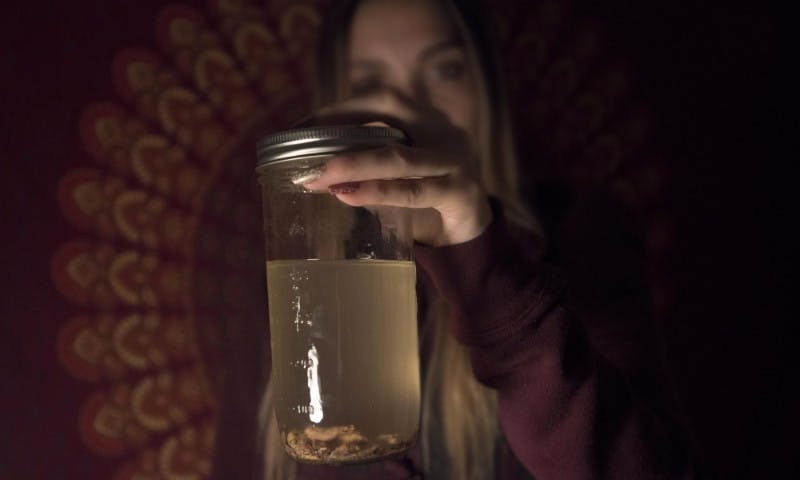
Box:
349 0 458 56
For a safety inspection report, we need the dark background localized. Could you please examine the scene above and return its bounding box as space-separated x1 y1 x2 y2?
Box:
1 0 794 478
578 2 795 479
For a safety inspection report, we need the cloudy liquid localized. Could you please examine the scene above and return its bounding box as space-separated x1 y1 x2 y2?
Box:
266 259 420 463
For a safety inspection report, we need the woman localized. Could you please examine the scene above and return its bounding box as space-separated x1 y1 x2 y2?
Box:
259 0 691 478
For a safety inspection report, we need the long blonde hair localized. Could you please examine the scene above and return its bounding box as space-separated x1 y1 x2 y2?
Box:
261 1 541 478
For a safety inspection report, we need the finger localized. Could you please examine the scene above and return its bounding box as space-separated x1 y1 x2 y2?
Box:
303 146 461 190
364 121 391 128
329 176 461 211
330 177 492 245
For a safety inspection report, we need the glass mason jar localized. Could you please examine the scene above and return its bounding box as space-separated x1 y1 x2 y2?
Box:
256 126 420 465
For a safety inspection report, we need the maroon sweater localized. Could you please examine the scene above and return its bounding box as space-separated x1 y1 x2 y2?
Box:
293 200 691 479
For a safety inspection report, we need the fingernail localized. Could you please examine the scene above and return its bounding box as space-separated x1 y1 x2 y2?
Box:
329 182 360 194
291 167 324 185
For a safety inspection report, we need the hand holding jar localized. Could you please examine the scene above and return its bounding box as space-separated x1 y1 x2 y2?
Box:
300 89 493 248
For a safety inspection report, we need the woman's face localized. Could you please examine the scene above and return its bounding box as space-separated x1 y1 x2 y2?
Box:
347 0 481 143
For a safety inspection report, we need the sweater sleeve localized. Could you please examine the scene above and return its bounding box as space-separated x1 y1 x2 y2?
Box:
413 199 691 480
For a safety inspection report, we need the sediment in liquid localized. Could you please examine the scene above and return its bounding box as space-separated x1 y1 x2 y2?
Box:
266 259 420 463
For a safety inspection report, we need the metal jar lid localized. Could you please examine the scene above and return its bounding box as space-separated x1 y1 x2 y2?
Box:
256 125 409 169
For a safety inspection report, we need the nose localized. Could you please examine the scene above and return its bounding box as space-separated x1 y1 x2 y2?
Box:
378 75 431 111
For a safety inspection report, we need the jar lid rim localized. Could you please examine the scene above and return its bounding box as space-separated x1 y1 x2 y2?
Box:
256 125 408 168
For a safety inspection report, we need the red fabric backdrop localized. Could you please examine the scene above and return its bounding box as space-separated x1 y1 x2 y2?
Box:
2 1 311 477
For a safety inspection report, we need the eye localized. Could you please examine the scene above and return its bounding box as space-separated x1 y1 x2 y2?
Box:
433 59 467 81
